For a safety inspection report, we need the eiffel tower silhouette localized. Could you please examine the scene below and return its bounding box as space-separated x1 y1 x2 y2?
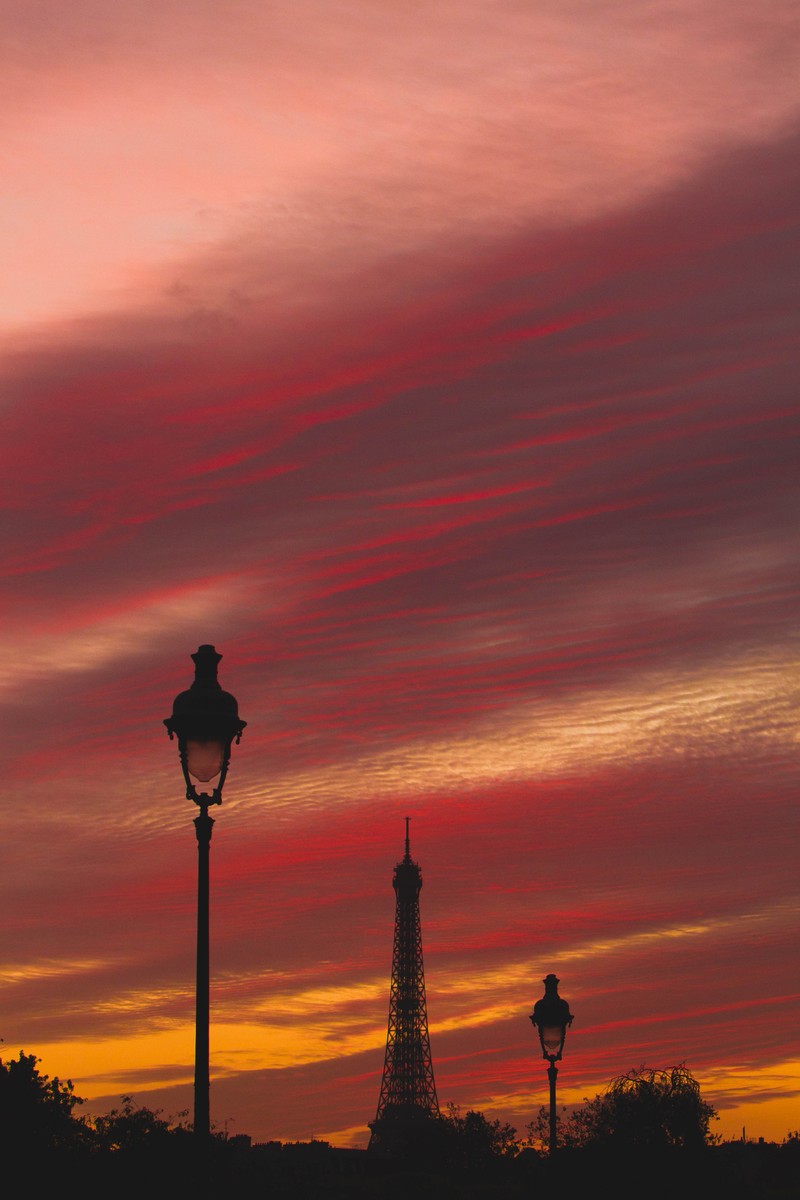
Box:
369 818 439 1151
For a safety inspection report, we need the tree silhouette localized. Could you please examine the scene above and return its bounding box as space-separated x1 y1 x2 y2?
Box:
439 1103 520 1172
529 1064 718 1153
0 1050 87 1153
92 1095 191 1153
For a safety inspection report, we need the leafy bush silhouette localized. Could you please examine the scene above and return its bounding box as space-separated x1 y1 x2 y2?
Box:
440 1102 520 1169
0 1050 88 1153
529 1064 718 1154
92 1095 191 1153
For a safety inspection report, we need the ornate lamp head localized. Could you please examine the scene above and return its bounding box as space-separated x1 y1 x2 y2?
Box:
530 973 574 1062
164 645 246 806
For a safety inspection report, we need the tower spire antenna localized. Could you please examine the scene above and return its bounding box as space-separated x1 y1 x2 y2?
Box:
369 820 439 1154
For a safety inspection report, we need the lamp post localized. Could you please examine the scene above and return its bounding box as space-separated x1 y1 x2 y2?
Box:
165 645 246 1143
530 973 574 1155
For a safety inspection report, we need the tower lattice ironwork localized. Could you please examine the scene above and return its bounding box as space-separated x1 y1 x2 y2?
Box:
369 818 439 1149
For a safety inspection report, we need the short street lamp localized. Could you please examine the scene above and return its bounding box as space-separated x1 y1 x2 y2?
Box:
165 645 246 1143
530 973 574 1155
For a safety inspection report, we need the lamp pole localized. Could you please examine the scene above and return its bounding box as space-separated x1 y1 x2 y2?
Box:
530 973 574 1155
546 1055 558 1155
165 645 246 1143
194 804 213 1141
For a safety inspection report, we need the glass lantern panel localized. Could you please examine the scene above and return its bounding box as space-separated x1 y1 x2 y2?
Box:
541 1024 564 1054
185 739 225 782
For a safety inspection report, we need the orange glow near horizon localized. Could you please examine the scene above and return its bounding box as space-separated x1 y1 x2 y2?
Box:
20 1030 800 1148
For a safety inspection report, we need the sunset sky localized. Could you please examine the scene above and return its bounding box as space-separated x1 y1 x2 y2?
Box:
2 0 799 1149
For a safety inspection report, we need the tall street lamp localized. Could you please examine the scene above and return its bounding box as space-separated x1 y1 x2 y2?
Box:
165 644 246 1143
530 973 574 1155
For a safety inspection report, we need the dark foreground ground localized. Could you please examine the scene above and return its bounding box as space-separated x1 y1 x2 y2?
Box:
27 1137 800 1199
